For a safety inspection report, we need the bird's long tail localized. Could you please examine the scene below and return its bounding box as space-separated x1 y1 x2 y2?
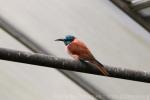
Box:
91 59 109 76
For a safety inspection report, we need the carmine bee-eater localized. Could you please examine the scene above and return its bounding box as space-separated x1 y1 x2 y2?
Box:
55 35 109 76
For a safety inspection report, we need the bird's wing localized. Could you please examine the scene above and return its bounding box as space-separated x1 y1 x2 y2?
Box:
67 39 109 76
67 39 95 61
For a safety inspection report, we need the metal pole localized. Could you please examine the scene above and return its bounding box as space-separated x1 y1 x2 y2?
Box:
0 47 149 83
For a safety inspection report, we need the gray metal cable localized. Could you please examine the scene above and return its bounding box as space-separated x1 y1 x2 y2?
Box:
0 47 149 83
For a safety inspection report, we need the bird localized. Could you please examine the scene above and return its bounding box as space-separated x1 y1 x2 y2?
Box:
55 35 109 76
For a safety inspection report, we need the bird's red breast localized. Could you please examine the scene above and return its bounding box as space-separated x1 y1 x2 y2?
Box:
66 38 95 61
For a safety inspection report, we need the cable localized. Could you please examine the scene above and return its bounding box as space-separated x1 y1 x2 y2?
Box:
0 47 149 83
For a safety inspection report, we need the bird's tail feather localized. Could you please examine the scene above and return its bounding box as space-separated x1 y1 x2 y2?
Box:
91 60 109 76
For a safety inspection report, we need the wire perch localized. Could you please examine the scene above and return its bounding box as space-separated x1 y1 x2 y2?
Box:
0 47 149 83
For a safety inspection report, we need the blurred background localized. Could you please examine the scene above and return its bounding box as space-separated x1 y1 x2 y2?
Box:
0 0 150 100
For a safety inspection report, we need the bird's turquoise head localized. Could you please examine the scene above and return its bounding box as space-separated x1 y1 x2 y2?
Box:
55 35 75 45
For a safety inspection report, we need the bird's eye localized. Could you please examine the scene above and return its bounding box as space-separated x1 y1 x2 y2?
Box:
66 39 71 41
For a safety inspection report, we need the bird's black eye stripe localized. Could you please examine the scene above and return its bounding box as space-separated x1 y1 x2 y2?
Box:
65 39 73 41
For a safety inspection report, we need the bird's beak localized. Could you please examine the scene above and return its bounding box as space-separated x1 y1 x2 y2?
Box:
55 38 65 41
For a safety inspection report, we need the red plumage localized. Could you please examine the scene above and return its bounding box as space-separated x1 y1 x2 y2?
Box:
67 39 94 60
67 38 109 76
